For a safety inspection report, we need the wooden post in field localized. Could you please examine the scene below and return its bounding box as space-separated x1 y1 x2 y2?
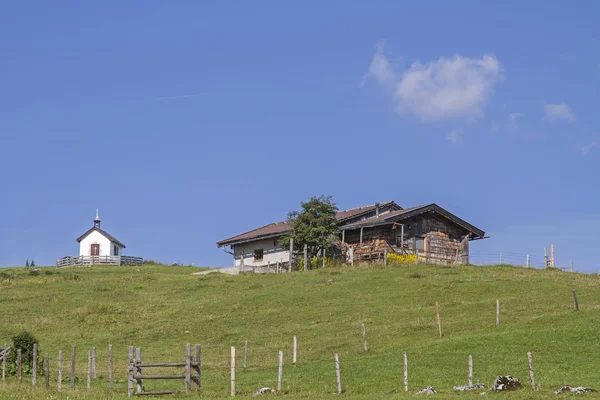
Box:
435 302 442 337
322 249 326 268
384 248 388 266
87 350 91 390
108 344 113 389
361 323 368 352
58 350 62 391
572 290 579 311
32 343 37 387
499 252 503 264
551 243 555 268
416 249 419 264
244 340 248 370
135 348 142 394
293 336 297 366
496 299 500 326
1 344 5 383
403 352 408 392
468 355 473 386
194 344 201 389
544 247 548 268
289 238 294 272
334 354 342 394
17 349 22 384
231 347 236 397
277 351 283 392
70 346 76 389
570 261 573 272
304 244 308 271
127 346 134 397
92 346 96 379
185 343 191 392
527 351 535 389
526 254 530 268
44 353 49 388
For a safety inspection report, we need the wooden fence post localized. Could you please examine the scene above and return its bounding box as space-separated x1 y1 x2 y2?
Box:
436 302 442 337
1 344 5 383
500 252 503 264
231 347 236 397
468 355 473 386
44 353 49 388
70 345 76 389
293 336 297 366
17 349 22 384
32 343 37 387
244 340 248 370
304 244 308 271
403 352 408 392
185 343 191 392
87 350 91 391
334 354 342 394
135 348 142 394
322 249 326 268
361 323 368 352
194 344 201 389
384 248 388 266
127 346 134 397
289 238 294 271
496 299 500 326
570 261 573 272
572 290 579 311
108 344 113 389
544 247 548 268
526 254 530 268
92 346 96 379
527 351 535 389
58 350 62 391
277 351 283 392
551 243 555 268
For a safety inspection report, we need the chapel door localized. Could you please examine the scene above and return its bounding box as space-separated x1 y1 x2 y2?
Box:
91 244 100 256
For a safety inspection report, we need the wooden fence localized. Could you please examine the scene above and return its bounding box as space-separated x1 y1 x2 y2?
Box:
56 255 143 268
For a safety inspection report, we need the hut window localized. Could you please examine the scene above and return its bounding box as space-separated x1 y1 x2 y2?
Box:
415 237 425 251
254 249 264 262
113 245 119 256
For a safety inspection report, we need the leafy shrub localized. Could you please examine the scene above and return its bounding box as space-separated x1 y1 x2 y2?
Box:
44 270 54 276
29 269 40 276
387 253 417 264
6 331 44 376
297 256 334 270
0 271 13 280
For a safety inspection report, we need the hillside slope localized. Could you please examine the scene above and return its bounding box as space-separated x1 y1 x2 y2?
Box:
1 263 599 399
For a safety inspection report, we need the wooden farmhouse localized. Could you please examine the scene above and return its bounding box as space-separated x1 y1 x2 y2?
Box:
56 210 143 268
217 201 486 269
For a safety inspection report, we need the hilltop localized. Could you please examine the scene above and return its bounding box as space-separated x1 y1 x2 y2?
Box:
1 263 599 399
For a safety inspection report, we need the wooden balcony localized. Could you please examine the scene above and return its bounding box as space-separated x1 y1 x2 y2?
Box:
56 255 143 269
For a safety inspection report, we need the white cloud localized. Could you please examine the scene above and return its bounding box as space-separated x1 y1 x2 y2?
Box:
364 46 503 122
362 42 395 86
507 113 524 131
446 128 463 144
544 103 575 122
580 139 597 156
396 55 502 121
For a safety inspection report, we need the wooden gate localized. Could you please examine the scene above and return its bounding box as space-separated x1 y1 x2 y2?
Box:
128 344 200 396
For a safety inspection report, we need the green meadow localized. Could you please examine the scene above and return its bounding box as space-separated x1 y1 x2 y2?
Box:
1 263 599 399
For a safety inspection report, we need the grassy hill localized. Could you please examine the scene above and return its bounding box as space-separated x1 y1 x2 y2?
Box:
1 263 599 399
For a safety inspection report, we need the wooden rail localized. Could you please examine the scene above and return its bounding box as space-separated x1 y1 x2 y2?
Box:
56 255 143 268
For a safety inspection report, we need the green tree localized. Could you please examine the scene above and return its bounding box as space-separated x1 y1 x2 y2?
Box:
25 259 29 268
280 196 339 264
30 259 35 267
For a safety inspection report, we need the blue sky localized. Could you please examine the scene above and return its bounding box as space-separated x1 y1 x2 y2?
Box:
1 2 599 271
